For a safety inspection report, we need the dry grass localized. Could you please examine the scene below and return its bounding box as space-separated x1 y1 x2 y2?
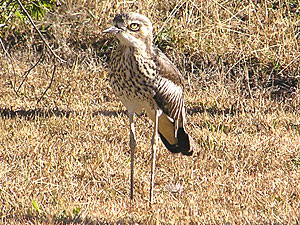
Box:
1 0 300 224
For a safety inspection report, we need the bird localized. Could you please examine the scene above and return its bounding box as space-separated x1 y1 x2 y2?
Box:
103 12 193 204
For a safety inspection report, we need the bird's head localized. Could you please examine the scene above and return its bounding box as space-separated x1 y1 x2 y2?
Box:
103 13 153 51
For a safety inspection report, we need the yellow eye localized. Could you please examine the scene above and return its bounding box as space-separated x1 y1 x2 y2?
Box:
129 23 140 31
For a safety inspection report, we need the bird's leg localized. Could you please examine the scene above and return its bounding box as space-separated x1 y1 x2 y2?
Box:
171 154 176 182
129 112 136 200
149 109 158 204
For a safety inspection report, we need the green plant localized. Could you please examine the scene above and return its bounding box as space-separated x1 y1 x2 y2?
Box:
0 0 56 29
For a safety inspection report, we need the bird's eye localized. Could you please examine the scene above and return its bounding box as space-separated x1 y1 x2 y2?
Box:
129 23 140 31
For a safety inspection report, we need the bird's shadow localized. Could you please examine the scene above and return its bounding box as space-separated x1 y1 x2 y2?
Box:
92 109 127 117
187 105 236 116
0 107 73 120
0 105 236 120
0 107 127 120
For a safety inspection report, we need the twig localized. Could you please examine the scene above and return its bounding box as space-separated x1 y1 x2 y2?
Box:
0 36 18 95
211 0 241 21
0 0 15 28
224 44 281 77
36 63 56 104
0 36 11 58
16 0 66 63
16 51 45 94
278 54 300 77
14 0 66 104
155 1 186 39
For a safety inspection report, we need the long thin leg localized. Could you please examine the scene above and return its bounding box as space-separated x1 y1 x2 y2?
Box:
129 111 136 200
149 109 158 204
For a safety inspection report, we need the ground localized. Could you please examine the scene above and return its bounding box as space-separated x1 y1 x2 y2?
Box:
0 0 300 224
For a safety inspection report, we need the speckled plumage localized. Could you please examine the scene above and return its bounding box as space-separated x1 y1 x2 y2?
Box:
104 12 193 203
105 13 192 154
109 45 156 114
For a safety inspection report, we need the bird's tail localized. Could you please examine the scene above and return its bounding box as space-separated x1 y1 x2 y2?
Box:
157 113 193 156
159 127 193 156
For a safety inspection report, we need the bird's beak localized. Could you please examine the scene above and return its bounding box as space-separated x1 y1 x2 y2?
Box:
103 26 122 34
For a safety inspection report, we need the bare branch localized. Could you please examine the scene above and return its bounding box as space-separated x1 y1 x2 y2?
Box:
36 63 56 104
16 0 66 63
16 51 45 94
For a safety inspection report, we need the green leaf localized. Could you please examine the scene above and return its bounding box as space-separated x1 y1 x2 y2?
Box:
15 10 24 22
72 207 81 215
32 199 41 213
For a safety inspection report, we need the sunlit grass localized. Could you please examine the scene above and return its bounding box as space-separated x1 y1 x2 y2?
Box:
0 0 299 224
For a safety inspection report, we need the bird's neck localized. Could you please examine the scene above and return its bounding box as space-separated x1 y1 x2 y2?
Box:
144 36 153 54
121 37 153 58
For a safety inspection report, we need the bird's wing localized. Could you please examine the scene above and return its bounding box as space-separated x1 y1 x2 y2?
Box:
152 46 185 124
153 46 183 87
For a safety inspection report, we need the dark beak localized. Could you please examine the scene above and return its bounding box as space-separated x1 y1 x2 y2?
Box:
103 26 123 34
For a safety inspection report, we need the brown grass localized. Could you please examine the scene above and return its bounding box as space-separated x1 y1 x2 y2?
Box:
1 0 300 224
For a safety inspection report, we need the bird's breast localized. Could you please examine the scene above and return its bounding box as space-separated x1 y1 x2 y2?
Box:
108 49 158 112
